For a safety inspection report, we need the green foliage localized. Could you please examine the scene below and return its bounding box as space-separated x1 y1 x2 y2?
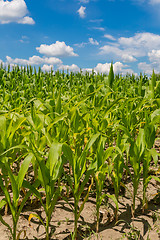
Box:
0 65 159 239
108 62 114 88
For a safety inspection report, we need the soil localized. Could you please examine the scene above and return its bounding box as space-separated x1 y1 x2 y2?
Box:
0 141 160 239
0 177 160 240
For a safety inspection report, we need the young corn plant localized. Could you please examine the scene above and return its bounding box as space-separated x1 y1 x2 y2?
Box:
126 128 145 217
118 124 145 217
0 152 34 240
105 62 114 91
25 141 63 240
111 132 125 222
62 133 100 240
91 136 108 233
105 131 125 222
0 113 27 215
142 113 156 212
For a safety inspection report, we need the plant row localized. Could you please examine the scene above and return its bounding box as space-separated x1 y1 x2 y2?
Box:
0 65 159 239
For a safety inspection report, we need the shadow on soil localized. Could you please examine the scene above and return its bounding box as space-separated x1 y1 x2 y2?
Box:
18 195 160 240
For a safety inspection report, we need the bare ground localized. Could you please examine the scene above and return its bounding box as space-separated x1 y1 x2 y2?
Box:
0 178 160 240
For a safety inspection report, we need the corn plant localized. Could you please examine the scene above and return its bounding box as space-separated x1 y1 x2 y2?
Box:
124 128 144 217
142 113 156 211
25 141 63 240
104 131 125 222
0 65 159 239
105 62 114 91
90 136 108 233
0 152 34 240
62 133 100 239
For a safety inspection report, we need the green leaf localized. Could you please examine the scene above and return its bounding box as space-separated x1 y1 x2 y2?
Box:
0 174 14 215
0 198 7 210
17 153 33 191
151 175 160 183
0 214 12 235
62 143 73 163
9 117 26 144
22 180 42 202
47 142 62 178
4 161 18 207
107 194 119 210
149 148 159 165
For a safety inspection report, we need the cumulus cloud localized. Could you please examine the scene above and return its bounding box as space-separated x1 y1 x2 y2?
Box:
89 38 99 45
138 62 154 74
148 49 160 63
118 32 160 51
57 62 134 75
99 32 160 63
138 60 160 74
58 64 80 72
6 55 62 66
17 16 35 25
149 0 160 4
82 68 94 74
99 45 137 62
36 41 78 57
95 62 134 75
41 64 54 72
0 0 35 24
104 34 116 41
77 6 86 18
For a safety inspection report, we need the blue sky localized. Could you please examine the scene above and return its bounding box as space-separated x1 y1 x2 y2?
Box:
1 0 160 74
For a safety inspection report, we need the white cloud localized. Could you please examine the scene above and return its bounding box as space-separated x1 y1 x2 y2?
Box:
138 60 160 74
74 42 87 48
36 41 78 57
58 64 80 72
6 55 62 66
121 54 137 62
148 49 160 63
77 6 86 18
89 38 99 45
89 19 103 23
19 35 29 43
82 68 94 74
79 0 90 3
104 34 116 41
99 45 137 62
100 32 160 63
0 0 35 24
92 27 105 31
138 62 153 74
118 32 160 51
44 57 62 65
74 37 99 48
149 0 160 4
41 64 54 72
94 62 134 75
17 16 35 25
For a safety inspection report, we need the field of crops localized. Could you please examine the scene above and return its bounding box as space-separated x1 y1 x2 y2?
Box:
0 63 160 240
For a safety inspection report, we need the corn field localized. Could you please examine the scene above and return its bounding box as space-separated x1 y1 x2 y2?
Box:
0 63 160 240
